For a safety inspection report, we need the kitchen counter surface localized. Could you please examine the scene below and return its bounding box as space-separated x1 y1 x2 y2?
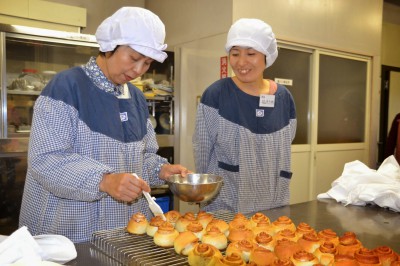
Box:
68 199 400 265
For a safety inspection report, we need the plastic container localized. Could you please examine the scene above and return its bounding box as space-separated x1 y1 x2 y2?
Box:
154 196 171 213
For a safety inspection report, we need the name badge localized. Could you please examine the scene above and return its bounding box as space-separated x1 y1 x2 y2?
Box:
256 109 264 117
120 112 128 122
259 94 275 107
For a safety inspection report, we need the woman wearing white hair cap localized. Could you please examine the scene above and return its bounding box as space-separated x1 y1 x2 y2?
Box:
193 18 297 213
20 7 189 243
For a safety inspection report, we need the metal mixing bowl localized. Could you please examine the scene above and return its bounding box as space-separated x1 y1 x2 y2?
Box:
166 173 223 203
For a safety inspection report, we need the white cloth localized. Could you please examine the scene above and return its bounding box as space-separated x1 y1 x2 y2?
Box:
225 18 278 68
317 155 400 212
0 227 76 265
95 7 167 62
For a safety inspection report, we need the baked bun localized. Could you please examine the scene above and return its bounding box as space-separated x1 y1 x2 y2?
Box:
249 212 270 228
228 224 254 242
197 211 214 228
202 226 228 250
153 221 179 248
290 250 319 266
318 229 339 246
274 229 299 242
174 231 199 256
274 259 295 266
226 240 255 263
252 217 275 236
206 219 230 237
337 232 363 257
334 254 360 266
314 241 337 266
188 243 223 266
176 212 197 232
146 215 164 237
126 212 148 235
373 246 398 266
164 210 181 226
186 220 205 241
254 231 275 251
297 232 322 253
354 248 381 266
272 216 296 234
214 253 247 266
249 246 277 266
229 213 251 230
274 238 302 260
296 222 316 238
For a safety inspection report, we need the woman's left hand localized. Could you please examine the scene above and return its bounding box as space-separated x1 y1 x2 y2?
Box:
159 164 191 179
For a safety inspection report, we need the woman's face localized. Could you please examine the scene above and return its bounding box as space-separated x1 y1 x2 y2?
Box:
103 46 153 85
229 46 266 83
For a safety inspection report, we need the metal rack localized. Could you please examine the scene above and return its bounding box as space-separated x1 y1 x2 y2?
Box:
90 211 239 266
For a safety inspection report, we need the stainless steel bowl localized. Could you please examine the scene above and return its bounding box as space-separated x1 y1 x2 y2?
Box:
166 173 223 203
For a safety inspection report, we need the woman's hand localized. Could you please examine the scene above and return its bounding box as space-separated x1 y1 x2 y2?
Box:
99 173 150 202
158 164 191 180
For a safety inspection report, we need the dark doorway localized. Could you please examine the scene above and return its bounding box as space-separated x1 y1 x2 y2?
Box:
378 65 400 166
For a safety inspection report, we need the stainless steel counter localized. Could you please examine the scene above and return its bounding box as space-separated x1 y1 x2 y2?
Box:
68 199 400 266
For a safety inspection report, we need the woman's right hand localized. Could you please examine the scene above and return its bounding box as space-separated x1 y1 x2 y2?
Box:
99 173 150 202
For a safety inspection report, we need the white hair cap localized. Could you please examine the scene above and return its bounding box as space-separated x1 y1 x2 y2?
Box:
225 18 278 68
95 7 168 63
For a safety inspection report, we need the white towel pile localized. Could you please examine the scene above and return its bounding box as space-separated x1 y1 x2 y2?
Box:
317 155 400 212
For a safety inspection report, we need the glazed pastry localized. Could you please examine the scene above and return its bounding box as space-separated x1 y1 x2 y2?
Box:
290 250 320 266
314 241 337 266
318 229 340 246
146 215 164 237
153 221 179 248
252 218 275 236
226 239 255 263
164 210 181 227
249 246 277 266
373 246 398 266
296 223 316 239
249 212 270 228
176 212 197 232
202 226 228 250
174 231 199 256
272 216 296 234
274 259 295 266
214 253 247 266
197 211 214 228
333 254 360 266
186 220 206 241
188 243 223 266
126 212 148 235
228 223 254 242
229 213 251 230
337 232 363 257
354 248 382 266
254 231 275 251
206 219 230 237
274 228 299 242
297 232 322 253
274 238 302 260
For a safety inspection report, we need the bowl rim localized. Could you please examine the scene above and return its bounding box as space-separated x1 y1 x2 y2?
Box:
166 173 223 185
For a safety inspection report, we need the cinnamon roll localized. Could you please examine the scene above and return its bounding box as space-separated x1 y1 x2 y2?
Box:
202 226 228 250
333 254 359 266
206 219 230 237
153 221 179 248
337 232 363 257
354 248 382 266
226 239 255 263
290 250 319 266
126 212 148 235
164 210 181 227
373 246 398 266
188 243 223 266
174 231 199 255
274 228 299 242
297 232 322 253
146 215 164 237
197 210 214 228
249 212 270 228
215 253 247 266
296 222 316 239
254 231 275 251
249 246 277 266
314 241 338 266
228 224 254 242
318 229 340 247
274 238 302 261
186 220 206 241
272 216 296 234
176 212 197 232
